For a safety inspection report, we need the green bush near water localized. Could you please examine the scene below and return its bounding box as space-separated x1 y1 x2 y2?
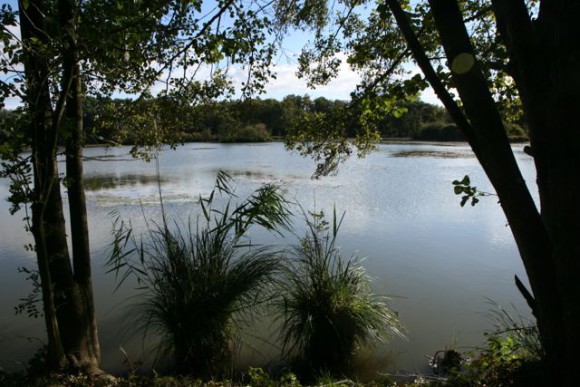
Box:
108 172 291 377
275 210 404 379
106 172 404 381
436 303 546 387
414 121 528 142
413 122 465 141
219 123 272 143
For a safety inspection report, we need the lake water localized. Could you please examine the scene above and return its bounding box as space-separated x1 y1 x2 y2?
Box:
0 142 536 376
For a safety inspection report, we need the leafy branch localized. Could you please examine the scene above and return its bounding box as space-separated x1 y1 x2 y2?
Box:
452 175 495 207
14 267 42 319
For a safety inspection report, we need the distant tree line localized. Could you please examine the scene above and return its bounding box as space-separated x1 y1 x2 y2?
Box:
1 95 528 146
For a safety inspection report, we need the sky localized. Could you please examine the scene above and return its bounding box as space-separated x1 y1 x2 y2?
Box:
2 55 439 109
236 50 439 104
1 0 440 109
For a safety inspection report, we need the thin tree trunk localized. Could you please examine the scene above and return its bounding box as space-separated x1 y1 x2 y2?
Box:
59 0 102 370
64 78 102 369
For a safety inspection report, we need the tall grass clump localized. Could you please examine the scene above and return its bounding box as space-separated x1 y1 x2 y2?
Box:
275 210 404 378
108 171 291 378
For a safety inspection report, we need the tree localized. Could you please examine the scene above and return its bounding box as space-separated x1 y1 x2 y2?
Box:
1 0 284 375
284 0 579 383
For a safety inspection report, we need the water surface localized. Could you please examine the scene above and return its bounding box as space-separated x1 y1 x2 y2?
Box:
0 142 536 375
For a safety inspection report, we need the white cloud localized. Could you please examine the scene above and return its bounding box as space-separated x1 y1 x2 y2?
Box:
233 53 443 105
226 52 361 101
2 96 21 110
419 85 443 106
268 56 361 100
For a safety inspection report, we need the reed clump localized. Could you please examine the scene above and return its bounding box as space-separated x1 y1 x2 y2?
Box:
108 172 403 380
108 172 291 377
275 210 405 379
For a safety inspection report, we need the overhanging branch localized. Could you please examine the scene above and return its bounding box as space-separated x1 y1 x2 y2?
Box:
385 0 480 155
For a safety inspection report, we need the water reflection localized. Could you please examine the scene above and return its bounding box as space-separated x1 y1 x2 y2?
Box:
218 169 280 182
83 173 171 191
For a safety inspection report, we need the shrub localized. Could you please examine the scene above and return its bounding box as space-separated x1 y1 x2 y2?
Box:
416 120 528 143
445 303 546 386
504 122 529 142
275 210 404 378
217 123 272 142
414 121 465 141
237 123 272 142
108 172 291 378
219 123 272 143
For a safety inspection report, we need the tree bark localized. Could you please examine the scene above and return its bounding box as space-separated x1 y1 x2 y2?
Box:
19 0 103 373
59 0 102 371
533 1 580 381
18 0 68 370
488 1 580 383
422 0 577 383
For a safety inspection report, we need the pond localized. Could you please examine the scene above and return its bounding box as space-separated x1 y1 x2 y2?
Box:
0 141 536 375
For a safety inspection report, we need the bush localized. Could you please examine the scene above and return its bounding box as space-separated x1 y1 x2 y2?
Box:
414 122 465 141
275 210 404 378
445 303 546 386
416 120 529 143
504 122 529 142
219 123 272 143
108 172 291 378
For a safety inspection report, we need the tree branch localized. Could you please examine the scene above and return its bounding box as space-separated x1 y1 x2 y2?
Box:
515 274 537 317
490 0 549 155
134 0 237 103
385 0 480 155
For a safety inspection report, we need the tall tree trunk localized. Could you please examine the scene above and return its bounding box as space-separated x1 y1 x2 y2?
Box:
19 0 103 373
423 0 575 383
490 1 580 383
58 0 102 371
18 0 67 370
536 1 580 381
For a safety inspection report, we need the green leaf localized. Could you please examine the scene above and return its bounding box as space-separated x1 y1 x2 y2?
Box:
460 175 470 185
460 196 469 207
454 186 463 195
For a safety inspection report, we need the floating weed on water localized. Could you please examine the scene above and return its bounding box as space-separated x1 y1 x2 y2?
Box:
392 150 474 158
84 173 172 191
